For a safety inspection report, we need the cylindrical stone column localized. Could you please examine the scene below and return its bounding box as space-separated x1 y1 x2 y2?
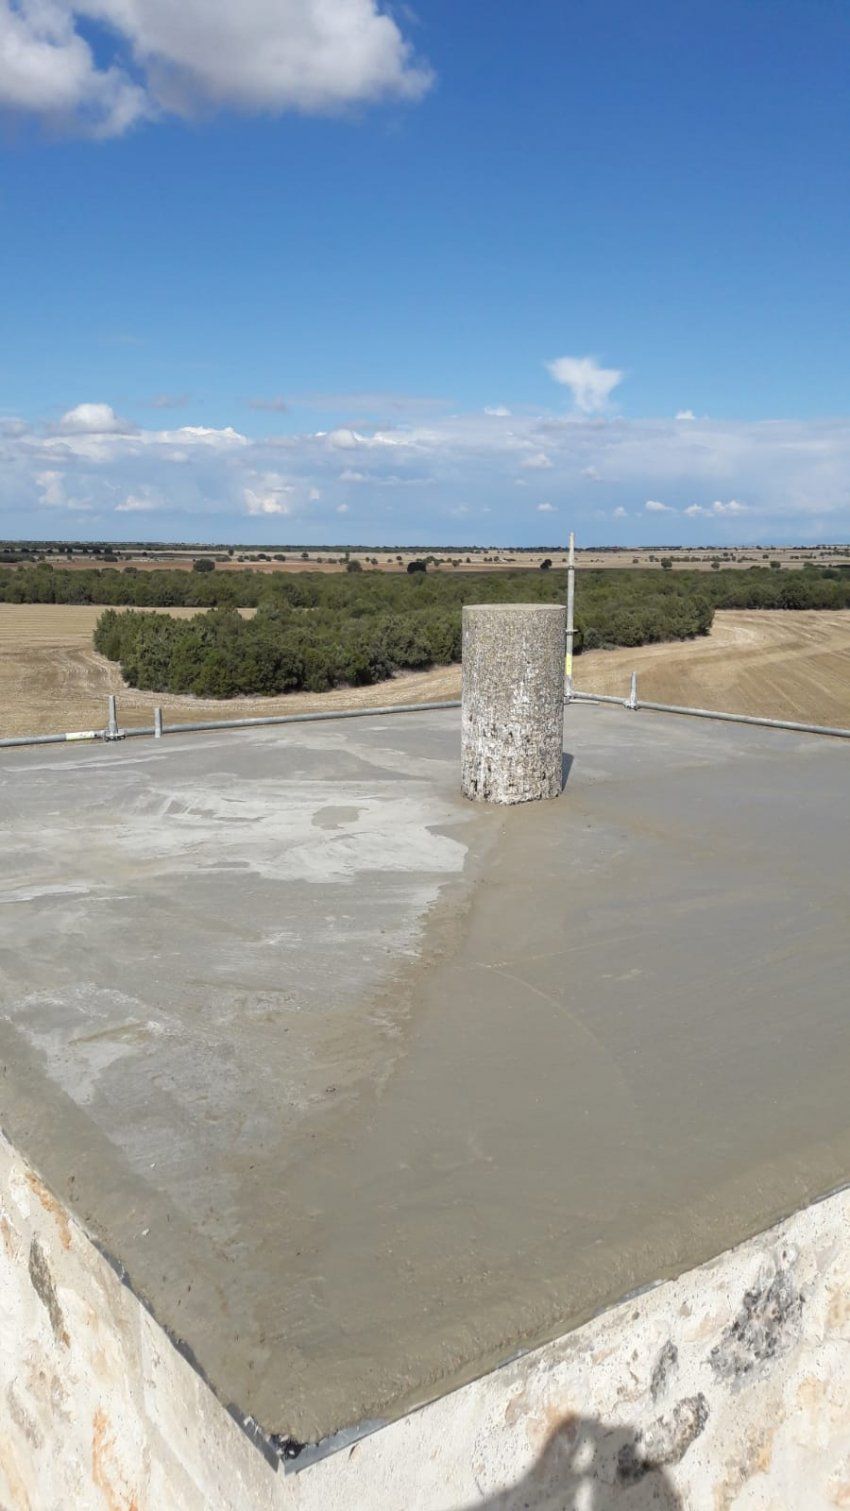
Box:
461 604 565 804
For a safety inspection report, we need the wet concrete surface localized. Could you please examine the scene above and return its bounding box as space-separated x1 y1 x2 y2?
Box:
0 706 848 1443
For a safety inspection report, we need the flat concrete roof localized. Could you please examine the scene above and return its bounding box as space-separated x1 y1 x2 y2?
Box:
1 705 848 1445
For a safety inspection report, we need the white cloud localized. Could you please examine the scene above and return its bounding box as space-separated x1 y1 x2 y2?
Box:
58 402 126 434
35 468 95 511
536 501 556 512
484 405 511 417
0 0 432 137
36 470 66 506
546 355 623 414
153 425 247 449
336 502 349 513
325 425 413 451
676 409 696 421
645 499 674 513
244 493 290 516
115 491 163 512
684 499 748 519
613 506 627 519
520 451 553 470
327 428 367 450
0 1 148 136
339 468 368 483
243 472 294 515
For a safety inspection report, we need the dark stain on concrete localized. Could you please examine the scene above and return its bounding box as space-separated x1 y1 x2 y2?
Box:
29 1236 69 1347
650 1341 679 1402
617 1394 709 1483
311 805 362 830
709 1262 803 1382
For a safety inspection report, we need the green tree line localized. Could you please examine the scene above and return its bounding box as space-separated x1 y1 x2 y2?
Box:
1 560 847 614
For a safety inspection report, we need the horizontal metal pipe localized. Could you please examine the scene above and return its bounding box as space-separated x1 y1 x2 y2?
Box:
569 691 628 707
0 699 463 751
571 690 850 739
0 730 101 748
635 698 850 739
149 699 462 735
8 689 845 751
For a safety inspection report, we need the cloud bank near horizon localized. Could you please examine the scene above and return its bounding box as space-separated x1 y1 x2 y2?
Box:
2 393 850 544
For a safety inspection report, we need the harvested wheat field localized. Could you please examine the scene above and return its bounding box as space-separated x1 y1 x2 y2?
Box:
1 604 849 738
576 608 850 726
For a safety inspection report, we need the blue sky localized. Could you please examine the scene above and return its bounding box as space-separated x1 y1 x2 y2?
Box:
2 0 850 545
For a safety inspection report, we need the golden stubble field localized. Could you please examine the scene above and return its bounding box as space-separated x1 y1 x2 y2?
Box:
1 603 849 737
576 609 850 725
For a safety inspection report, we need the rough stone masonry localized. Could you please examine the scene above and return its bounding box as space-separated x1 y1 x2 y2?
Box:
461 602 566 803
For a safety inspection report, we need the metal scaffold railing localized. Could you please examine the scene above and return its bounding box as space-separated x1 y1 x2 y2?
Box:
2 681 848 751
569 679 850 740
0 696 463 750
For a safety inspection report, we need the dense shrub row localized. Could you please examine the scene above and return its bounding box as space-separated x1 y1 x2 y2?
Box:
1 558 846 696
93 604 462 695
1 560 848 615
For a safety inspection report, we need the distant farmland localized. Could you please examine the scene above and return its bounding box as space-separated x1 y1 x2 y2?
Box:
5 540 850 574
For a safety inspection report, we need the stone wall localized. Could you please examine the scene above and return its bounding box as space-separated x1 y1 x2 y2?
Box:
1 1126 848 1509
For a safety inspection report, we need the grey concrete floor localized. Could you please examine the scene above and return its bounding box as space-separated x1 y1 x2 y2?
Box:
0 706 848 1444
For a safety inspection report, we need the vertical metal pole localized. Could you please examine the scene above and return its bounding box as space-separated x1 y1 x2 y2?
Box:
628 671 638 710
154 707 163 739
106 694 119 740
565 531 575 699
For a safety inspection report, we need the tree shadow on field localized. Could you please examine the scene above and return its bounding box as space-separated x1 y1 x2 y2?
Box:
561 752 574 790
467 1413 685 1510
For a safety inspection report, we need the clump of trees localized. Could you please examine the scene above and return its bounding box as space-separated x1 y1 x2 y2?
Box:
93 603 463 696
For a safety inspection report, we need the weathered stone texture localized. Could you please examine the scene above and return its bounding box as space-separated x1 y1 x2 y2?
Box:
461 603 566 804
